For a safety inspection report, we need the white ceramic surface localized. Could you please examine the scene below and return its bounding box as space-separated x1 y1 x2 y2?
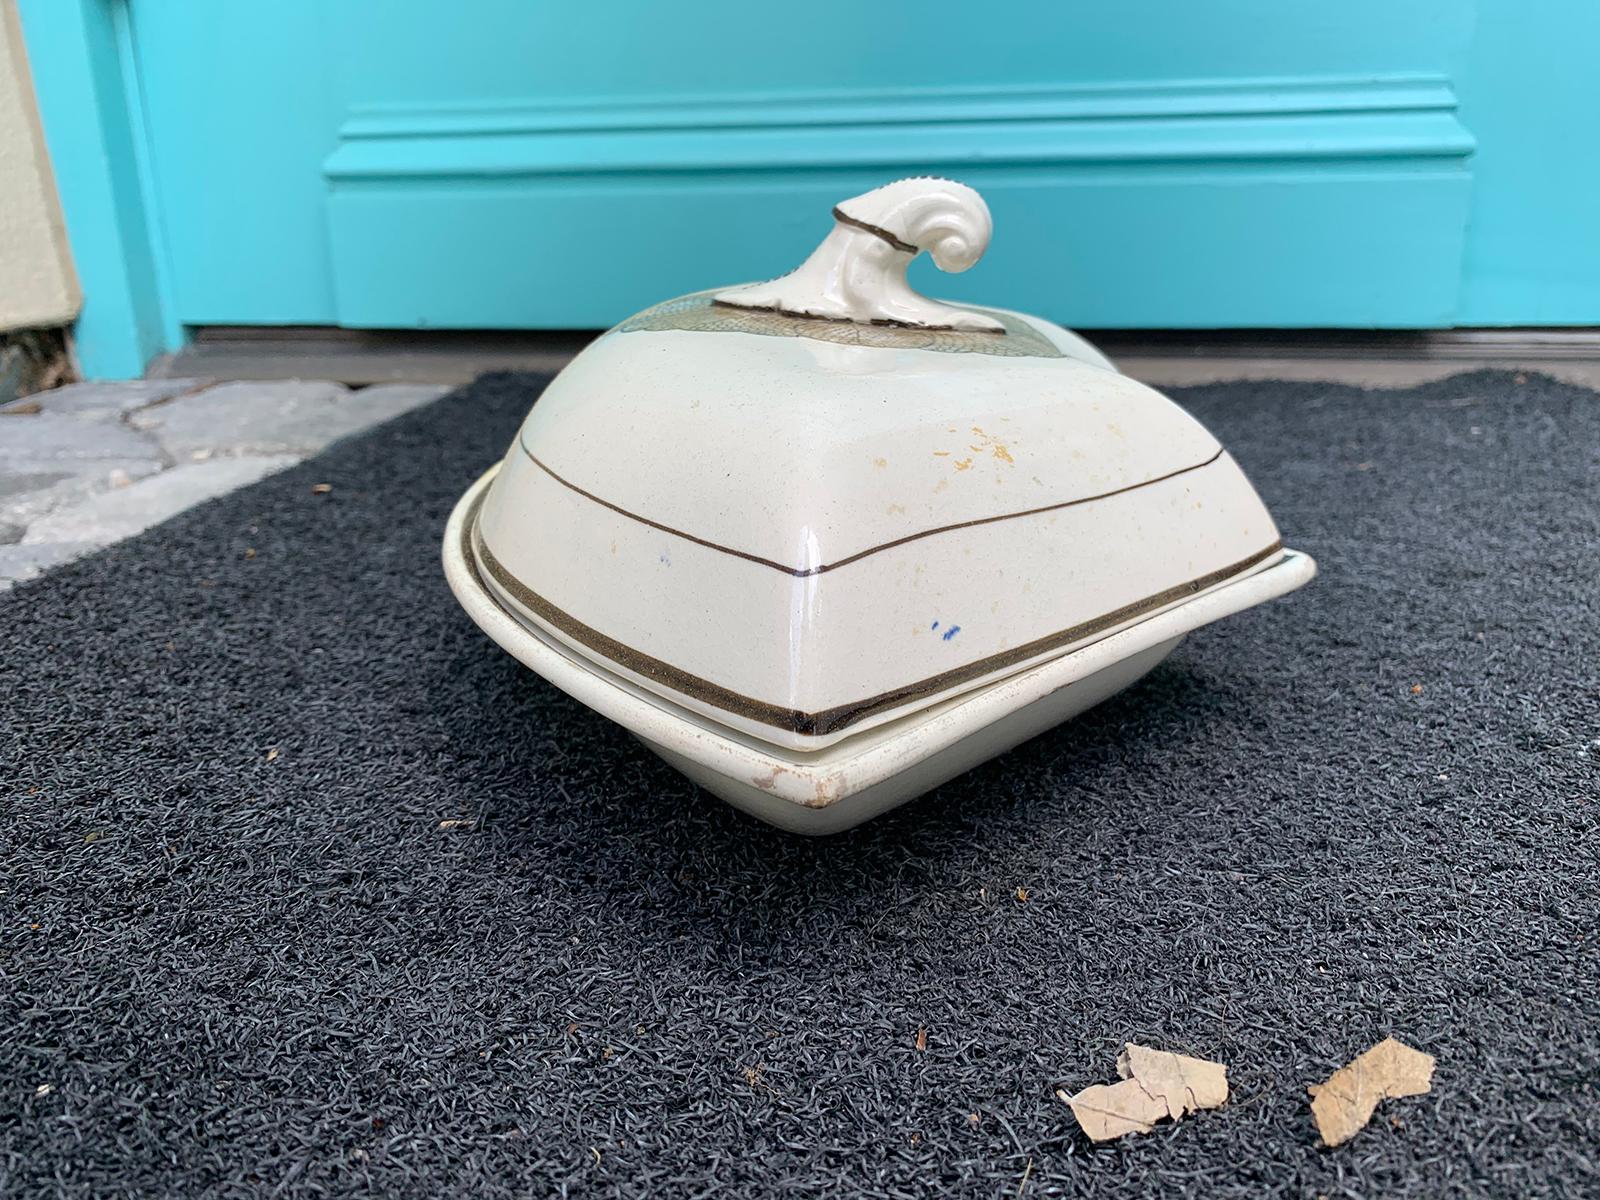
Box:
444 177 1316 829
445 468 1316 833
715 178 1004 331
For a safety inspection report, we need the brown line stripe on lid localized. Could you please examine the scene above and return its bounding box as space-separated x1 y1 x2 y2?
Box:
707 297 969 334
466 484 1282 738
520 437 1228 579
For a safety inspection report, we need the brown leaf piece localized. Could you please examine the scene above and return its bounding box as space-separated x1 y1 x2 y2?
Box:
1064 1043 1229 1143
1307 1036 1435 1147
1116 1043 1230 1120
1065 1078 1171 1142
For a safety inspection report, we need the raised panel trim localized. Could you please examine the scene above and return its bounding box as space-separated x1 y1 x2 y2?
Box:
324 74 1475 181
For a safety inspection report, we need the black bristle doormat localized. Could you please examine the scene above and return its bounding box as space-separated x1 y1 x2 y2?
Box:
2 369 1597 1198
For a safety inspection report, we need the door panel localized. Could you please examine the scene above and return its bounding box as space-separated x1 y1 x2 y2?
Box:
1455 2 1600 324
129 4 339 323
325 166 1472 330
118 0 1593 331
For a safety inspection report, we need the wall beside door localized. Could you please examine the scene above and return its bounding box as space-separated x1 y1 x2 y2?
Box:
0 0 77 333
19 1 1600 378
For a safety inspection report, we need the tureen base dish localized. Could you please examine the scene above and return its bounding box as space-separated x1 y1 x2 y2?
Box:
442 178 1317 832
444 468 1315 835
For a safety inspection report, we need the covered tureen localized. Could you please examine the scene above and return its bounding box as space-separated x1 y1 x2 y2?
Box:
443 178 1315 833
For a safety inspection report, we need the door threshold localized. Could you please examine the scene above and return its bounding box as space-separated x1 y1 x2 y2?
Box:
149 326 1600 390
149 327 599 386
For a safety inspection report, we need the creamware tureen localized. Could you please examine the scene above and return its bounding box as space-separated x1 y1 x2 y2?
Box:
443 178 1315 833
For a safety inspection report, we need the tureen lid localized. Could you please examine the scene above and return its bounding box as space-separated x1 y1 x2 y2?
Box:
465 179 1287 751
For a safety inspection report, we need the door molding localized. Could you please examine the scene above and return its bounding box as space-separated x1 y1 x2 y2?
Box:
323 72 1475 330
325 74 1473 180
17 0 180 379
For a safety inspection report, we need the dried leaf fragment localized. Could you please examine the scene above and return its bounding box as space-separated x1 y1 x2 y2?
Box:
1307 1036 1435 1147
1064 1043 1229 1142
1116 1043 1230 1119
914 1026 927 1052
1066 1078 1170 1141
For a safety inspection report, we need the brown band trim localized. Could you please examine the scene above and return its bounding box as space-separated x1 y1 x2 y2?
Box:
520 438 1228 578
831 206 919 253
708 297 971 334
467 487 1282 738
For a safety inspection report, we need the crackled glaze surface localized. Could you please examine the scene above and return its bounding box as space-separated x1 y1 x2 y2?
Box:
616 291 1063 358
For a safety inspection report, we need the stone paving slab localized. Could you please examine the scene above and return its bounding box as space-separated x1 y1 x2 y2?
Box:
1 459 167 529
24 456 301 546
0 411 165 464
0 540 97 588
0 377 211 419
0 378 451 592
129 381 447 460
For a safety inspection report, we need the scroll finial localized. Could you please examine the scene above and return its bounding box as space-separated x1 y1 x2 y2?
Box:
714 178 1003 333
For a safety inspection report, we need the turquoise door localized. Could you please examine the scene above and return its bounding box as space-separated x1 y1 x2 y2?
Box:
21 1 1600 377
